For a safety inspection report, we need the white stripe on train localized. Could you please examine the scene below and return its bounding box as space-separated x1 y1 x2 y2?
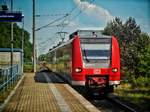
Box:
71 80 120 85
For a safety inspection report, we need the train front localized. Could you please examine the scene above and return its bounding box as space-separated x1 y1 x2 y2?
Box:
71 30 120 94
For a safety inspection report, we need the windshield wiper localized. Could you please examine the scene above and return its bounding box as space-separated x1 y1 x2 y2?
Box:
83 49 90 62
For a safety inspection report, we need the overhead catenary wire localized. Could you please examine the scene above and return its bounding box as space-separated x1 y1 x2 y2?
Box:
38 34 57 46
40 7 76 47
36 2 76 55
60 0 96 31
71 0 96 21
50 0 96 48
38 38 52 46
35 13 70 31
35 13 69 17
38 0 96 54
55 3 79 39
36 3 79 31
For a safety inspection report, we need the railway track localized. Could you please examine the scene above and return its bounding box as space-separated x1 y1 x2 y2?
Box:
106 94 138 112
56 73 138 112
39 70 138 112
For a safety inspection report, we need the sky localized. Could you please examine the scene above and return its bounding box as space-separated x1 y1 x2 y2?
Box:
0 0 150 56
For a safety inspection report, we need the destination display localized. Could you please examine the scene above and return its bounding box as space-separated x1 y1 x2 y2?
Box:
0 11 23 22
80 38 111 44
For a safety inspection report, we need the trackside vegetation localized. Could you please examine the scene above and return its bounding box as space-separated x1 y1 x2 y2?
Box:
102 17 150 111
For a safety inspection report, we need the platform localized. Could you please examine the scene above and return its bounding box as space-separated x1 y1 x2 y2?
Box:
2 73 100 112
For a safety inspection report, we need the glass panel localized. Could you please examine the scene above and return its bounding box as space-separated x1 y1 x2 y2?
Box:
80 38 111 68
81 44 110 50
81 43 111 60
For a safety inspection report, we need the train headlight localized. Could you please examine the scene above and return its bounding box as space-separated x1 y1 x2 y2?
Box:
75 68 82 73
112 68 118 73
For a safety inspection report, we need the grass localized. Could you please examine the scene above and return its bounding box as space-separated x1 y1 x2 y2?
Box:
0 82 18 104
115 82 150 111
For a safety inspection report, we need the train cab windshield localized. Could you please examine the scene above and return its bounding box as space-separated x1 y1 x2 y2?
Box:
82 44 110 60
80 38 111 68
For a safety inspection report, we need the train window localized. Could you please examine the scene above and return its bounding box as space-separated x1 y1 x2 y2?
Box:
81 43 111 60
81 39 111 68
81 44 110 50
82 50 110 59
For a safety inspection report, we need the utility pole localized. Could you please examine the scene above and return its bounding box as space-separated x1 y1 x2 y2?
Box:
10 0 13 74
21 17 24 74
32 0 36 72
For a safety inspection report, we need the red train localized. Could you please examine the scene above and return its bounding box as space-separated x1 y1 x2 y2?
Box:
50 30 120 94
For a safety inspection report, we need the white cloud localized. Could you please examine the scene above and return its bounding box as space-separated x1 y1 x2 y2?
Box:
64 20 80 27
74 0 113 22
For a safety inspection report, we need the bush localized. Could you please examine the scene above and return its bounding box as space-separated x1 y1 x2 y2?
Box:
135 77 150 88
24 64 33 72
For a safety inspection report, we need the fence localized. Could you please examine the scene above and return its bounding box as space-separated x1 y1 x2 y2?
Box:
0 48 23 104
0 64 22 94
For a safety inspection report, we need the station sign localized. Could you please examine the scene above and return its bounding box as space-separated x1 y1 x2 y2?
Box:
0 11 23 22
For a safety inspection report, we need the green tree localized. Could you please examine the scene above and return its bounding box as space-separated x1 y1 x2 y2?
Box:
0 22 32 62
136 33 150 77
103 17 150 80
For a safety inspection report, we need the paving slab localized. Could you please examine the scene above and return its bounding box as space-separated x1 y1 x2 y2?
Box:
2 73 100 112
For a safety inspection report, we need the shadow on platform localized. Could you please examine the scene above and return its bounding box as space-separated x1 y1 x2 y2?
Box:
34 71 66 84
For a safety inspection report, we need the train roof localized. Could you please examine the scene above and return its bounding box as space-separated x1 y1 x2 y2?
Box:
69 30 111 39
49 30 112 53
49 38 74 53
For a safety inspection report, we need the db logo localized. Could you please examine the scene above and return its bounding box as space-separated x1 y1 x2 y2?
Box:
94 69 101 74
